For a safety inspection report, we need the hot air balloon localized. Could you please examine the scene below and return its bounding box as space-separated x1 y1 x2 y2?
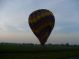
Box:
28 9 55 45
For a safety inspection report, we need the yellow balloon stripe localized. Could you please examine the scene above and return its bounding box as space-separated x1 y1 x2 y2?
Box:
32 22 52 33
29 12 52 24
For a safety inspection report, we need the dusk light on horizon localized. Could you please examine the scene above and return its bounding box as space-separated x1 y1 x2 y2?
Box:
0 0 79 45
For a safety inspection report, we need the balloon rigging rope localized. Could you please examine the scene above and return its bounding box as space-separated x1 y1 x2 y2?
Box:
52 31 56 44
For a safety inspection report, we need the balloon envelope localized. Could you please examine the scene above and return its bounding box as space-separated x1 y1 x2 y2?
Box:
28 9 55 45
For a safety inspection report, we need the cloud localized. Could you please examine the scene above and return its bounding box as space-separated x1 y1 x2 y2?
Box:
53 0 79 33
0 32 79 45
0 32 39 44
47 33 79 45
0 0 29 32
0 0 79 44
0 0 79 33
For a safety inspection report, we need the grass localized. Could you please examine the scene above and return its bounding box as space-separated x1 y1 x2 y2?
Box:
0 43 79 59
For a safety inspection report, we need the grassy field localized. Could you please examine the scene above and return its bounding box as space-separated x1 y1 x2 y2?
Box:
0 43 79 59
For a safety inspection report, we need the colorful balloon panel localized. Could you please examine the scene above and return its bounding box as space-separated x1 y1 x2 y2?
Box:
28 9 55 45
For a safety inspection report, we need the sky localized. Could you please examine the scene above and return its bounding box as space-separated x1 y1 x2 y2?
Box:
0 0 79 45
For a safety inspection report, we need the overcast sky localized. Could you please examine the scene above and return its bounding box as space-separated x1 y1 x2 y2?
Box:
0 0 79 44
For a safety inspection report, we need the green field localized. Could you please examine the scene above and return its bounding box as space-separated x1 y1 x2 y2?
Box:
0 43 79 59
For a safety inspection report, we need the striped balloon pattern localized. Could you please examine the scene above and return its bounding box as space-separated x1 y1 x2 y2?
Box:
28 9 55 45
